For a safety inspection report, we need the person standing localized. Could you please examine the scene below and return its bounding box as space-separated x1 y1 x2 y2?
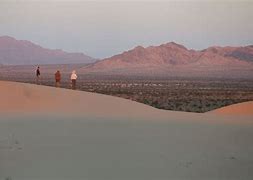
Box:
36 66 40 84
70 70 77 90
55 70 61 87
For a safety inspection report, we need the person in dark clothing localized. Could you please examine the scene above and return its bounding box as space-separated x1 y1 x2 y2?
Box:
55 70 61 87
36 66 40 84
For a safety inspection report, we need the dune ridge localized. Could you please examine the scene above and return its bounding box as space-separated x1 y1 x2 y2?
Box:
0 80 252 118
0 80 173 119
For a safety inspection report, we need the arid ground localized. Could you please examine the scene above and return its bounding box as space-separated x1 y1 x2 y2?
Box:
0 81 253 180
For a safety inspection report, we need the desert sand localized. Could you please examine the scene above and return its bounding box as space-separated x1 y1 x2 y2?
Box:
213 101 253 115
0 81 253 180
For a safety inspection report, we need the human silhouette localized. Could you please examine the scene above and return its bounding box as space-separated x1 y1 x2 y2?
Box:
55 70 61 87
35 66 40 84
71 70 77 90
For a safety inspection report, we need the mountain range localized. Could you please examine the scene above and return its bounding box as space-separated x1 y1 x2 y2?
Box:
1 36 253 78
0 36 95 65
82 42 253 78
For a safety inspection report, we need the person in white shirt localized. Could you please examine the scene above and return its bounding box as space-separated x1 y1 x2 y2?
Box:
70 70 77 90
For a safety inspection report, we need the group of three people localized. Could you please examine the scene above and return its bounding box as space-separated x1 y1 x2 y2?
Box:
36 66 78 90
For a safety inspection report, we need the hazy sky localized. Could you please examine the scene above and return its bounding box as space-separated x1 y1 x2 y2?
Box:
0 0 252 58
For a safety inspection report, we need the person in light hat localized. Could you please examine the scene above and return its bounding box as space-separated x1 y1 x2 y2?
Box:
70 70 77 90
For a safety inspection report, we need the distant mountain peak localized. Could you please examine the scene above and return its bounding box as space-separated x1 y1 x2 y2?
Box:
133 45 145 50
82 42 253 78
0 35 15 39
0 35 95 65
160 42 188 50
0 35 17 41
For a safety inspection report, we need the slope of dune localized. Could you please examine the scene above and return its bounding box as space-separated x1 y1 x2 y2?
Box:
213 101 253 115
0 80 172 119
0 80 253 120
1 81 253 180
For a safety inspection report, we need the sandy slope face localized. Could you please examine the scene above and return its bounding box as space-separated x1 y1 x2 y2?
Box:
1 80 253 119
0 81 253 180
1 115 253 180
0 81 178 119
213 101 253 115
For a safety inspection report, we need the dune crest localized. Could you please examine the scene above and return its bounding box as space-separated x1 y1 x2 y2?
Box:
1 80 252 119
0 81 170 118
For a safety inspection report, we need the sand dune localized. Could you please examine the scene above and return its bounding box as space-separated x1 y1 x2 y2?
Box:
0 81 253 180
213 101 253 115
0 80 175 119
1 80 252 119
